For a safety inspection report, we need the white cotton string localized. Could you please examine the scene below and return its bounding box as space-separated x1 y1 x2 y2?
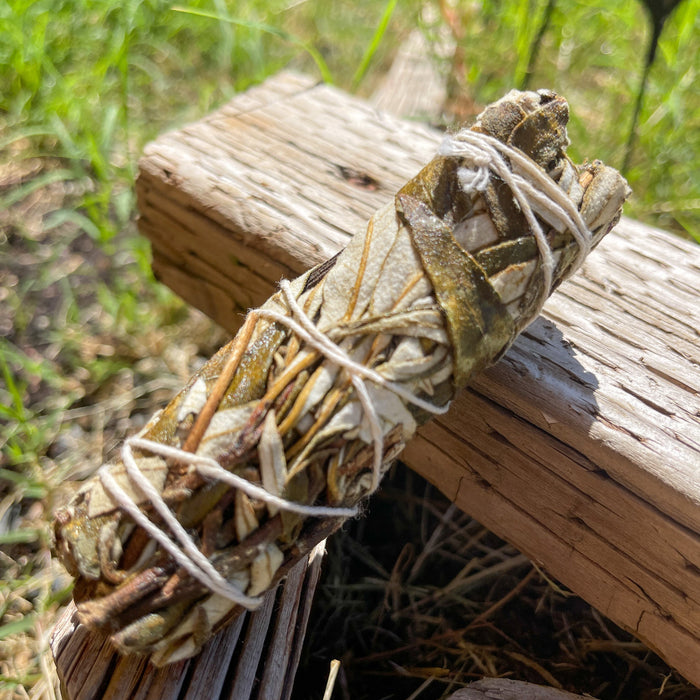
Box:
125 437 359 520
438 129 592 316
258 279 451 492
99 445 265 608
456 153 492 192
98 273 451 604
440 128 592 252
261 280 451 418
350 374 384 492
98 430 361 608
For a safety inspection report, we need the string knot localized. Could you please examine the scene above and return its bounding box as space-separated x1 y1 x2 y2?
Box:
439 128 592 315
457 164 491 193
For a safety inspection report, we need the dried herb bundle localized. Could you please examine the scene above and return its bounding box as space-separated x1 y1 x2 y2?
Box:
53 89 630 666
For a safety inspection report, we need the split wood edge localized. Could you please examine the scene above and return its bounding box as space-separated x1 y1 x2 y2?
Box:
50 543 325 699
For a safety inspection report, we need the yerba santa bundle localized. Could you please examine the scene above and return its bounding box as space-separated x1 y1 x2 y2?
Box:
54 89 630 665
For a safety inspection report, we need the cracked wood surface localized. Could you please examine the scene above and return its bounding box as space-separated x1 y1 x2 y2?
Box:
134 71 700 686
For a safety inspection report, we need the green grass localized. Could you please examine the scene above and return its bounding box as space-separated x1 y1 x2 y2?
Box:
423 0 700 239
0 0 698 696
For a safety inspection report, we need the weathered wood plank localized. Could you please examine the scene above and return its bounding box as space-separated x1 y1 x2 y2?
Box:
134 71 700 686
449 678 594 699
371 29 448 122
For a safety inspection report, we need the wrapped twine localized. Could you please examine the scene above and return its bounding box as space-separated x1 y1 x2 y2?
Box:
53 89 630 665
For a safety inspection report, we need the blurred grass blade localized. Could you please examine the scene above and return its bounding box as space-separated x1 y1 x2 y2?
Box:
0 126 63 150
519 0 556 90
0 529 44 545
0 469 48 500
0 352 27 421
49 113 83 163
171 6 333 83
44 208 104 242
0 614 37 641
351 0 399 89
0 169 74 209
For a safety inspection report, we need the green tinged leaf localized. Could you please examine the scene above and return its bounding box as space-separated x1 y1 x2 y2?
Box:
0 529 44 545
396 187 514 388
0 614 36 641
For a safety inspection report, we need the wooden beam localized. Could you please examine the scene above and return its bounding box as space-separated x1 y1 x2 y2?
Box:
134 71 700 686
449 678 594 699
371 29 448 122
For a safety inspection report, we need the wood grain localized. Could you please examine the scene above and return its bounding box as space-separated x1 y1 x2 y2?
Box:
449 678 594 699
134 71 700 686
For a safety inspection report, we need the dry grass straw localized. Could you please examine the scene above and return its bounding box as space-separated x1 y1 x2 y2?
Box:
0 169 229 698
295 466 700 700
